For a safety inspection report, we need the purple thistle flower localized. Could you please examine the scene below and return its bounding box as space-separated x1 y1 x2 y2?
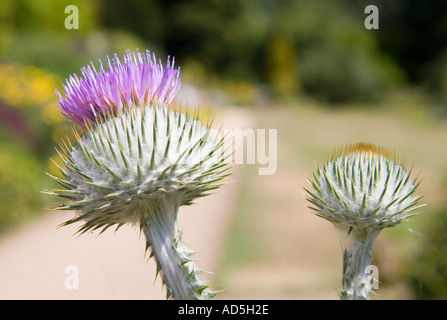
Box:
56 49 181 127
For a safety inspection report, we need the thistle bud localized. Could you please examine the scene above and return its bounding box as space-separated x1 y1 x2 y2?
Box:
305 143 424 299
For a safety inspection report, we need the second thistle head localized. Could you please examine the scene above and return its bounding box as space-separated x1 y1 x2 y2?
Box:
305 143 424 231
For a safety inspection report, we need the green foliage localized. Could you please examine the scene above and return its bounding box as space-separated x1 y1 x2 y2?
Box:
262 0 405 102
0 0 99 34
2 0 446 104
0 134 44 231
97 0 447 103
403 205 447 299
299 44 403 103
0 0 146 79
75 0 437 103
424 51 447 106
340 0 447 107
371 0 447 84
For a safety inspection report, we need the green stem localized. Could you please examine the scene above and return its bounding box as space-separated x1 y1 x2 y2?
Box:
140 195 213 300
336 226 381 300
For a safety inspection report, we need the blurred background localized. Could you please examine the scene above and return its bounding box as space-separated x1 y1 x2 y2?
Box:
0 0 447 299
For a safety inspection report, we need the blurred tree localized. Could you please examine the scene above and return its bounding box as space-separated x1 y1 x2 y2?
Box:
372 0 447 83
0 129 44 231
2 0 444 104
262 0 404 102
101 0 269 80
100 0 166 45
100 0 408 102
344 0 447 103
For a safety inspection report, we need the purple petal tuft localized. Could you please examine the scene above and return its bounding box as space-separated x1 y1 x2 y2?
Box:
56 49 181 127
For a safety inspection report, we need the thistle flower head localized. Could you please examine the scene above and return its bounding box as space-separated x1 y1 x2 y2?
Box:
56 49 180 127
305 142 424 230
48 47 230 235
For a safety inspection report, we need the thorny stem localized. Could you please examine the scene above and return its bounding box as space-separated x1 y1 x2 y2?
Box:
140 195 211 300
336 226 381 300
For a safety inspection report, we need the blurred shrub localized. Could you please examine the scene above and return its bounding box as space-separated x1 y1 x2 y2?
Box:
0 0 129 80
402 205 447 299
1 0 441 105
299 44 403 103
0 62 68 160
0 0 99 35
262 1 405 103
0 136 44 231
0 62 68 232
101 0 406 103
424 51 447 111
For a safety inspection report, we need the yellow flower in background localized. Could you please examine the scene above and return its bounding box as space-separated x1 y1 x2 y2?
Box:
0 62 63 124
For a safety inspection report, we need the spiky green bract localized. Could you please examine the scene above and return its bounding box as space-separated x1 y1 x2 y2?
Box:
45 102 232 300
305 143 424 300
